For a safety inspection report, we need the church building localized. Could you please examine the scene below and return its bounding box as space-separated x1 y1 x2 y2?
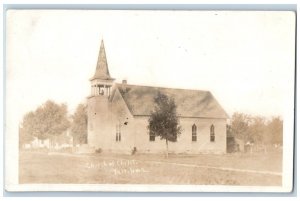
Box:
87 40 229 154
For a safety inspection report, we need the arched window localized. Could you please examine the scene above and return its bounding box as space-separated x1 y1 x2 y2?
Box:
192 124 197 142
210 124 215 142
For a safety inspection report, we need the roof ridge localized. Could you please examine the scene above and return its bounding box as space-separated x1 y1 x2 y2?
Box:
115 83 209 93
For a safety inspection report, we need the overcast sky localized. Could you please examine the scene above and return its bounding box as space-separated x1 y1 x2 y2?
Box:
6 10 295 122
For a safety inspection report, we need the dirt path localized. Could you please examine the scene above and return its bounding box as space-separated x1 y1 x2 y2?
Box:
140 160 282 176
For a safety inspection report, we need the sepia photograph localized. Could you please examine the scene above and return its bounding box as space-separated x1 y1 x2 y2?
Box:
5 10 295 192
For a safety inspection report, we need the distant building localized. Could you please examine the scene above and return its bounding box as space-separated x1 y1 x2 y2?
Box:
22 131 73 150
87 40 229 154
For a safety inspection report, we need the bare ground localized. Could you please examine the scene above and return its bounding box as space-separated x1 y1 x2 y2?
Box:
19 151 282 186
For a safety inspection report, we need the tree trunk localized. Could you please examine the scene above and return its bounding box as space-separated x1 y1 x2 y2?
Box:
49 137 53 150
166 138 169 158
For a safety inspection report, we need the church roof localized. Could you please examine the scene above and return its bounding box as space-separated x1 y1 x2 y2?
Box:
115 84 229 119
91 40 114 80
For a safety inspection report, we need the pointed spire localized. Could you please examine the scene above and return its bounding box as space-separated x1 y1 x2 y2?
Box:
91 39 113 80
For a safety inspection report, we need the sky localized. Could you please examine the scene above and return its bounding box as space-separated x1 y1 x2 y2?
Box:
6 10 295 123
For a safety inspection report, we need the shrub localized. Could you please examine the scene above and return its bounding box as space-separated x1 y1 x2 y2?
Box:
95 148 102 153
131 147 137 155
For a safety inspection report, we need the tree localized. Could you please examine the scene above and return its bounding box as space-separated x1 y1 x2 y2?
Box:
231 112 251 143
148 92 182 158
22 111 46 140
248 116 267 144
21 100 70 147
70 104 88 145
267 117 283 145
19 125 34 148
36 100 70 146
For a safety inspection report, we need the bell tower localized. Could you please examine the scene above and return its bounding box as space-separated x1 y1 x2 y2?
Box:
88 39 115 149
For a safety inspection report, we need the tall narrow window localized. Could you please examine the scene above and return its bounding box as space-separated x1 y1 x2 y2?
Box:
116 124 121 142
210 124 215 142
115 125 118 141
149 132 155 141
192 124 197 142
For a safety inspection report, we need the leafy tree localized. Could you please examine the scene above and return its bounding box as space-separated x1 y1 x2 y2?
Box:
148 92 182 158
226 124 233 136
230 112 283 149
21 100 70 146
70 104 88 145
231 112 251 143
37 100 70 145
248 116 267 144
22 111 45 140
267 116 283 145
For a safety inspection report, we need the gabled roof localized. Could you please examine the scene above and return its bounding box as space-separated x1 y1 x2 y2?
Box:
91 40 114 81
115 83 229 119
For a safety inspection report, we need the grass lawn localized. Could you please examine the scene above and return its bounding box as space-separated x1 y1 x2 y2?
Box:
19 151 282 186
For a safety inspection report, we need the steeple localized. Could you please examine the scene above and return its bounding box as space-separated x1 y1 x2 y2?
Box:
91 39 114 81
89 39 114 97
